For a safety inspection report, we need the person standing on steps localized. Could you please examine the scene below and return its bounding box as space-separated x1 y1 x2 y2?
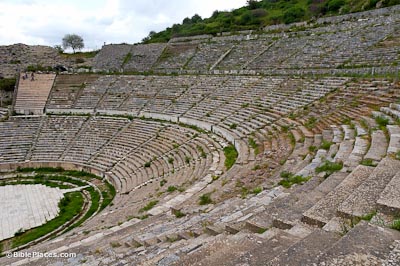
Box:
31 72 34 81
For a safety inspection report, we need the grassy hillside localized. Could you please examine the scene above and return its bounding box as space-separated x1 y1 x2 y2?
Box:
143 0 400 43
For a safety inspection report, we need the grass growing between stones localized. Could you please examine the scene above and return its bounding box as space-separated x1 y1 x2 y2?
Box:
360 158 377 167
199 193 213 205
391 219 400 231
67 187 99 231
0 168 116 253
223 145 238 170
360 210 376 222
278 171 311 188
139 200 159 213
316 161 343 178
10 192 83 248
248 137 260 155
174 210 186 218
374 116 389 130
320 140 333 150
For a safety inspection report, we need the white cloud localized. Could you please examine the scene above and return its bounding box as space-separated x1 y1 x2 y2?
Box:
0 0 247 50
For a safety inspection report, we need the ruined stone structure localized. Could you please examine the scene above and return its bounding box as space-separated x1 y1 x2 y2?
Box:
0 5 400 266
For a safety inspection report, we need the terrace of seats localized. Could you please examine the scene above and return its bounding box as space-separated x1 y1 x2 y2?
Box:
91 5 400 76
3 71 400 265
1 4 400 266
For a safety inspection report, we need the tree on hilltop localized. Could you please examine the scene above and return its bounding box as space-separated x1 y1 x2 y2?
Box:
62 34 84 53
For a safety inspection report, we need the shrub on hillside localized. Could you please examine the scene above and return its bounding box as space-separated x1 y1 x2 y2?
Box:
283 6 306 24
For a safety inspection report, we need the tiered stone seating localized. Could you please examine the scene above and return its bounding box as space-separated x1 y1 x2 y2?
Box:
110 125 209 192
61 116 129 163
186 41 232 71
72 76 115 110
216 40 271 70
14 74 56 115
123 43 166 72
89 120 164 171
302 165 374 227
93 44 132 71
154 42 198 71
337 158 400 218
2 5 400 266
0 116 41 162
46 74 99 110
30 116 88 161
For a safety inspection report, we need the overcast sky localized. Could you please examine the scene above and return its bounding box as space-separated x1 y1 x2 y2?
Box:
0 0 247 51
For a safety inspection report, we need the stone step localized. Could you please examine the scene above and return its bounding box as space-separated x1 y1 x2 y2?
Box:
302 166 374 227
272 173 347 229
204 225 224 236
377 172 400 215
268 229 341 266
387 125 400 155
372 111 395 124
316 221 400 265
381 106 400 120
364 130 388 162
344 137 369 168
337 158 400 219
227 230 301 266
390 103 400 111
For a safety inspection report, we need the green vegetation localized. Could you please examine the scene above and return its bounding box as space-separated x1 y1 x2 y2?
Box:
199 193 213 205
248 137 260 155
320 140 333 150
143 0 398 43
144 161 151 168
360 158 377 167
160 179 167 187
223 145 238 170
391 219 400 231
139 200 159 212
197 145 207 158
305 116 317 129
11 192 83 248
122 52 132 66
26 64 53 72
0 167 116 252
374 115 390 129
278 171 311 188
240 186 250 199
252 186 263 195
288 132 296 147
167 186 177 192
174 209 186 218
396 151 400 160
316 160 343 177
360 210 376 221
308 145 317 153
0 78 16 92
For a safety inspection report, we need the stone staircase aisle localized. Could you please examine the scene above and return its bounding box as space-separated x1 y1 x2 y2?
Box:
14 73 56 115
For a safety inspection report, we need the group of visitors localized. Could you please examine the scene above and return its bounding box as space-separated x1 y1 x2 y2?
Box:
21 72 34 81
